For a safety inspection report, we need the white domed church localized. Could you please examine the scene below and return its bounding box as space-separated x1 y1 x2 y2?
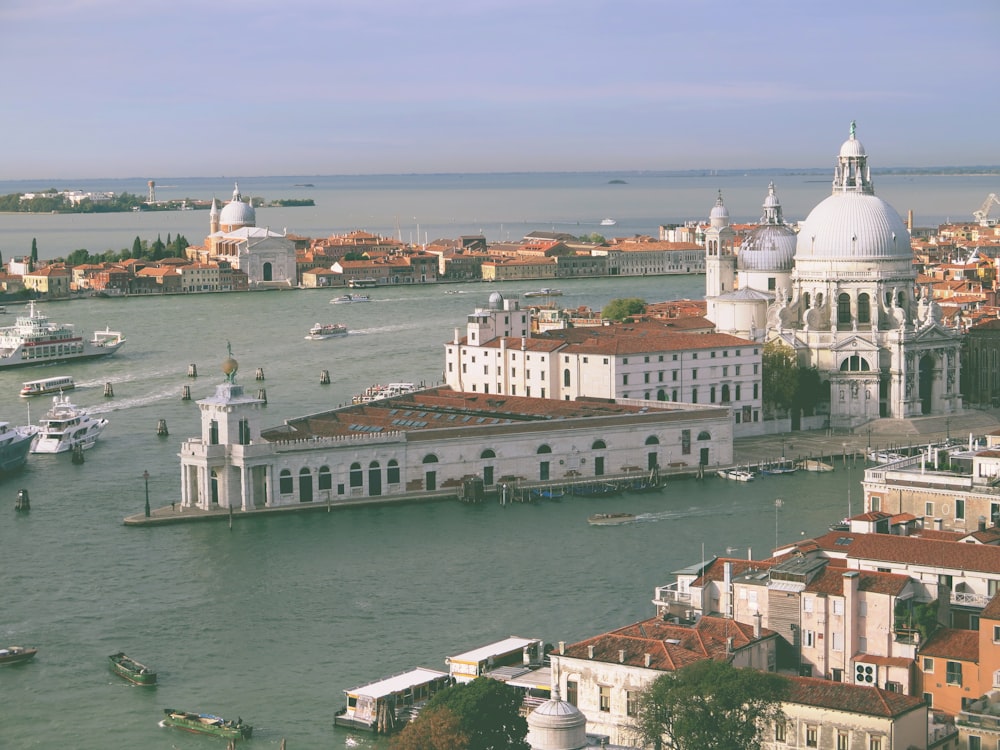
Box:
706 124 961 428
202 183 297 287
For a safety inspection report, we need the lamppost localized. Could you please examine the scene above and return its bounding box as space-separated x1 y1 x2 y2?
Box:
842 442 847 466
946 417 951 441
774 498 783 550
867 427 872 450
143 470 150 518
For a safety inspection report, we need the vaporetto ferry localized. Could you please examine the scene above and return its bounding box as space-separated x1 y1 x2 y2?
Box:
0 302 125 369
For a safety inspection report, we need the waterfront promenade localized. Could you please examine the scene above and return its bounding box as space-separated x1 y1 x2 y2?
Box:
123 407 1000 526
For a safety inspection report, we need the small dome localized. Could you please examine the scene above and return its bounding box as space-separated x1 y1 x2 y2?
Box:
487 291 504 310
709 190 729 224
795 192 911 261
526 697 587 750
739 225 797 271
839 134 866 159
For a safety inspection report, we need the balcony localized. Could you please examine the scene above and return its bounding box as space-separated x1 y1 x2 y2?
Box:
652 583 692 608
951 590 993 608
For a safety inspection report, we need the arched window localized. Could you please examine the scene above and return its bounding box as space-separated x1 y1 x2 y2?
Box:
897 291 906 308
721 384 730 403
299 467 313 503
838 293 851 325
657 389 666 401
537 445 552 455
387 459 400 485
279 469 293 494
857 293 871 323
697 431 712 441
592 440 606 450
803 292 811 310
691 388 697 403
480 449 496 459
318 466 332 491
423 454 439 464
349 462 363 488
563 369 571 387
645 436 660 445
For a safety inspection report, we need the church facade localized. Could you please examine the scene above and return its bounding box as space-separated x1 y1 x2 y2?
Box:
705 124 962 428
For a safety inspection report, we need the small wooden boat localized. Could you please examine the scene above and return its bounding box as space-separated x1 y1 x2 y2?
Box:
162 709 252 740
109 651 157 685
0 645 37 664
588 513 636 526
530 487 565 500
571 482 620 497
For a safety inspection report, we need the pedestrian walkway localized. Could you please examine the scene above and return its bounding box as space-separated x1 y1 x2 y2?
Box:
734 408 1000 468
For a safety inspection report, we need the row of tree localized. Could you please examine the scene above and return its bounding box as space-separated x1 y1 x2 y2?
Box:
388 661 787 750
24 234 192 267
0 191 147 213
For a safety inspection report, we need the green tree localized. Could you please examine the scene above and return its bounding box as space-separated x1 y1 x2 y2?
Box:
602 297 646 322
635 660 788 750
761 340 798 416
30 238 38 263
131 236 143 259
343 250 368 261
390 705 469 750
415 677 529 750
793 366 823 416
66 249 91 266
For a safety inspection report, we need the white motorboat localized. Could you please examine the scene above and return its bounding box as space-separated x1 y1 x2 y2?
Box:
352 382 418 404
331 294 371 304
0 301 125 369
305 323 348 340
30 395 108 454
600 218 617 226
717 469 755 482
523 288 563 298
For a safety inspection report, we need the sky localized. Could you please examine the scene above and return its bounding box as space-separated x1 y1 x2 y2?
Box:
2 0 998 180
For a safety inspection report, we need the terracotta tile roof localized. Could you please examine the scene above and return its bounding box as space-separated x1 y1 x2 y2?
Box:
920 629 979 662
785 676 925 717
981 592 1000 621
812 530 1000 574
805 567 910 597
560 615 775 672
694 557 775 586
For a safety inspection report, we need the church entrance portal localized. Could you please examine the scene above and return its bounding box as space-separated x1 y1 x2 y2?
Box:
919 355 935 415
262 262 273 282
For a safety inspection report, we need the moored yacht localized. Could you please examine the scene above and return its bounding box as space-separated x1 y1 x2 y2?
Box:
30 395 108 454
0 421 38 473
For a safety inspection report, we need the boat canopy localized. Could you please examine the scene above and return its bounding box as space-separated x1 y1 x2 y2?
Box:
344 667 449 700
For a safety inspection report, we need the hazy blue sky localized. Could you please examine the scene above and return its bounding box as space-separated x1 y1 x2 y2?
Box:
3 1 997 180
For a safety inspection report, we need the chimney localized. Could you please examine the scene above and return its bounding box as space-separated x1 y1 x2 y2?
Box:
453 327 460 345
754 611 762 639
644 653 652 667
618 649 626 663
558 641 565 655
587 645 595 659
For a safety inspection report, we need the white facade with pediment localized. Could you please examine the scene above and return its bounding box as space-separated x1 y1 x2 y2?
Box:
706 125 962 428
204 183 297 287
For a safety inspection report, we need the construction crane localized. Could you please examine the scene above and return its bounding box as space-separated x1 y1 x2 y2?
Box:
973 193 1000 226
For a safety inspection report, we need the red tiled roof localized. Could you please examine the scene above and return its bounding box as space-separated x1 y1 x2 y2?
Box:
812 531 1000 574
785 676 925 717
920 629 978 662
805 567 910 597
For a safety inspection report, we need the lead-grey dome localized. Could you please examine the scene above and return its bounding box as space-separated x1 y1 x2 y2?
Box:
795 192 911 260
487 291 504 310
219 182 256 228
739 182 796 271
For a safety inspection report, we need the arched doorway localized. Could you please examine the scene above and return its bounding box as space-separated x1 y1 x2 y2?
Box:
299 468 313 502
592 440 606 476
262 262 273 282
368 461 382 496
919 355 935 415
423 455 438 491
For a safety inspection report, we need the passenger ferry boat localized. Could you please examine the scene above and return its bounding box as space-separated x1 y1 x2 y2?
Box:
331 293 371 304
30 395 108 454
19 375 75 397
523 288 562 298
0 421 38 473
0 302 125 369
305 323 348 340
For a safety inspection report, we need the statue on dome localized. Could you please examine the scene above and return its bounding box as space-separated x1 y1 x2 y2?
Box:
850 120 856 138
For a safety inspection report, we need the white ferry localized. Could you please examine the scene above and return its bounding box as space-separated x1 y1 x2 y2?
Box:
30 395 108 454
0 302 125 369
522 288 562 298
20 375 76 397
331 294 371 304
304 323 348 340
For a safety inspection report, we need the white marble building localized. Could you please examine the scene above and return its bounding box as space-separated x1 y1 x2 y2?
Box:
705 124 962 428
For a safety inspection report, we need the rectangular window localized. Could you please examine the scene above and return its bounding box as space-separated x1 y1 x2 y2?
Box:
832 631 843 652
623 374 629 385
967 736 981 750
692 369 697 379
993 625 1000 644
956 498 965 520
947 661 962 686
869 737 882 750
692 353 698 359
833 599 844 615
806 726 818 748
803 630 815 648
774 721 785 742
623 357 629 364
923 657 934 673
681 429 691 455
599 685 611 712
837 731 848 750
925 501 934 516
722 366 729 376
735 365 741 375
626 690 638 717
803 597 814 613
566 680 577 706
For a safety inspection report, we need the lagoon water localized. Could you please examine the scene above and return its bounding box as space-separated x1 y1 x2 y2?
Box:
0 171 990 748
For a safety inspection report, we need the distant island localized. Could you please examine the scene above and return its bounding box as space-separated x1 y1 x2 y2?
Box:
0 190 314 214
608 179 628 184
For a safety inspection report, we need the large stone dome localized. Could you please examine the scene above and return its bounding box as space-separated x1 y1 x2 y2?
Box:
219 182 256 229
794 192 911 261
739 182 796 271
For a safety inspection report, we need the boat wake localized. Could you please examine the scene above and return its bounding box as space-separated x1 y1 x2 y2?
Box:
87 387 184 414
634 507 734 523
